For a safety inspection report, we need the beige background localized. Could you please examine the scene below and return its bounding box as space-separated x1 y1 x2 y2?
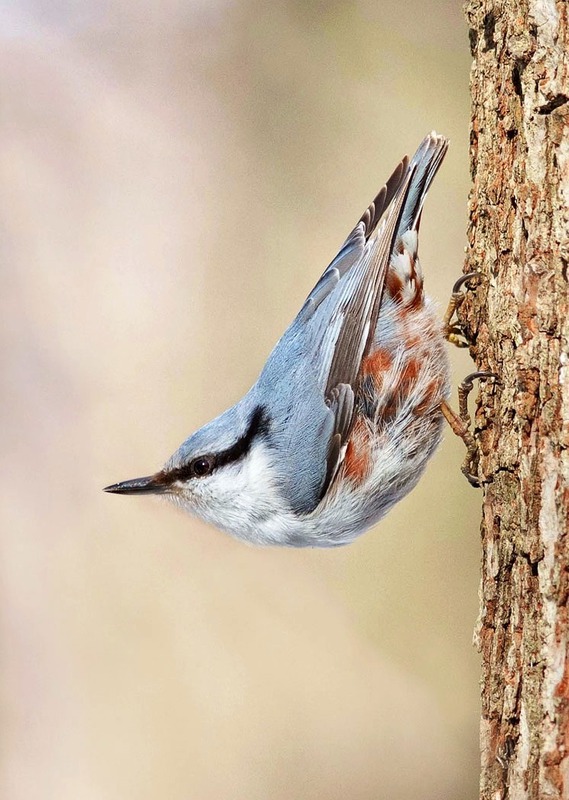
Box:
1 2 481 798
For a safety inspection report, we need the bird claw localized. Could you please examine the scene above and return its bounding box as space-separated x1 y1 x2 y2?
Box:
443 271 483 348
461 465 482 488
441 371 500 487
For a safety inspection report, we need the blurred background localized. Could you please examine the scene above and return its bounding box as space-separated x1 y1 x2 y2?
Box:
0 1 480 798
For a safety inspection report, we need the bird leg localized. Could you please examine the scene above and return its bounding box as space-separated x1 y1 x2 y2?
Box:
442 272 481 348
441 371 499 487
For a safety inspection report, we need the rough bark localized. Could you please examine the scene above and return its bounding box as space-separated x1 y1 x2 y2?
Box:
463 1 569 797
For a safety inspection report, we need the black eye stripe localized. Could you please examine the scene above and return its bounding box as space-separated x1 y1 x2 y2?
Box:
214 406 269 469
163 405 269 483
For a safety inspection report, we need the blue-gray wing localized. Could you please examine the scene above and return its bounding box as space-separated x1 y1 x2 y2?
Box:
259 133 448 514
296 155 409 324
311 164 416 494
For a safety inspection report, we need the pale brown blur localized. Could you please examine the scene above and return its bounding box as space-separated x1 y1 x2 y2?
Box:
1 2 481 798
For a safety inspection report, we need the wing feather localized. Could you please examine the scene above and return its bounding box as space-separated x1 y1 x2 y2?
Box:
322 383 355 497
297 157 409 321
317 134 448 500
317 173 414 494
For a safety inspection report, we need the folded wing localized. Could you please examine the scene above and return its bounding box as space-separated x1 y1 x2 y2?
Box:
314 133 448 499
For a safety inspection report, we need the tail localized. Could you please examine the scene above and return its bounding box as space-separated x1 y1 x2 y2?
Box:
395 131 448 240
295 133 447 323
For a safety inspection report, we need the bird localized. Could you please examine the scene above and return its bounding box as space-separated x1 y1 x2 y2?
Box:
105 132 451 547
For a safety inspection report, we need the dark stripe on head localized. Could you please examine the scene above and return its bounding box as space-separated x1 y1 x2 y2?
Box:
215 405 269 469
159 405 270 484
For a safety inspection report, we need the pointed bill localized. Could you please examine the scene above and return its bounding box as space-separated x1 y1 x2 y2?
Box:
103 474 167 495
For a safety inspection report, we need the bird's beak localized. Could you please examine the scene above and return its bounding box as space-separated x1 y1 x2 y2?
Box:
103 473 168 496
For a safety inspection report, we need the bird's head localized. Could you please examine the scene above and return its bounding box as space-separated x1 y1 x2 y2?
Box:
104 400 282 543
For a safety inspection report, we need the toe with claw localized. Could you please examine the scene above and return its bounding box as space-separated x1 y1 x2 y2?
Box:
443 272 482 348
441 371 500 487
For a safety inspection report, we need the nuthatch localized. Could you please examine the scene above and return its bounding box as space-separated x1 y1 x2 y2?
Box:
105 133 452 547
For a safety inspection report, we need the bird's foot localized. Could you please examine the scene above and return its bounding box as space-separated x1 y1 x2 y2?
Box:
442 272 482 348
441 371 500 487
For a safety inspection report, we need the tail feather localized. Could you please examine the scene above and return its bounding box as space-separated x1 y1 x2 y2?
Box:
395 132 448 240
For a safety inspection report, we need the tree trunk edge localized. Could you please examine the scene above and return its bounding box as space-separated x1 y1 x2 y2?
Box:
462 1 569 798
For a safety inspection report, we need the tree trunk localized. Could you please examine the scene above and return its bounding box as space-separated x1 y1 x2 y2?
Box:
462 1 569 798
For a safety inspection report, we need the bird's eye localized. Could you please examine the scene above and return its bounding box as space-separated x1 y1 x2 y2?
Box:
191 456 215 478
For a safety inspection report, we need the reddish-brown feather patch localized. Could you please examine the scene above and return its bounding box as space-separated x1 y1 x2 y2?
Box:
405 332 420 348
380 391 398 420
400 358 420 385
363 348 393 378
377 358 421 420
386 271 404 300
413 379 441 416
343 418 370 482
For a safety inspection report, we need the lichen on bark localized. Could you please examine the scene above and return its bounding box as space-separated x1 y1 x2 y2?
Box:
463 0 569 797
